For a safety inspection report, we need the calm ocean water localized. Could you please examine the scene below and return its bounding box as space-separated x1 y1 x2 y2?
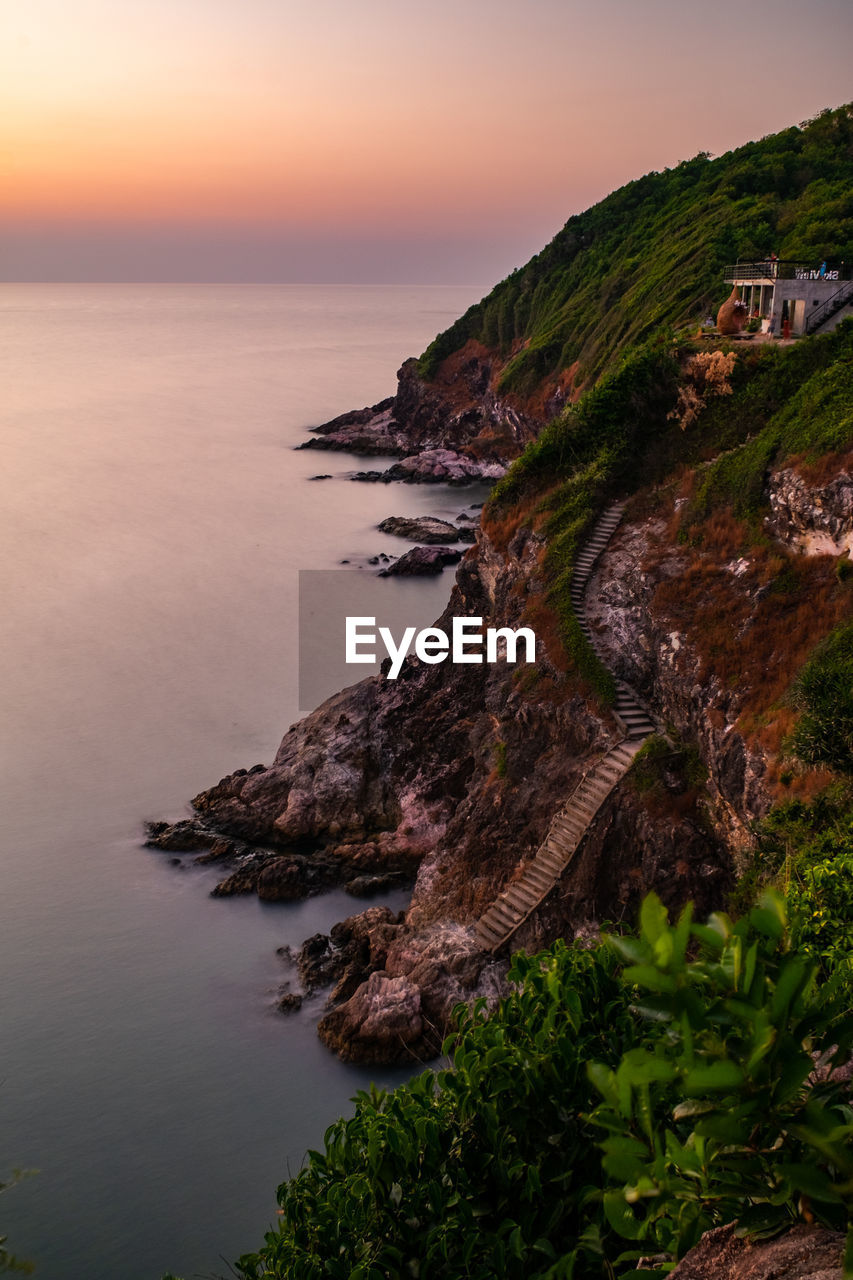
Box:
0 283 485 1279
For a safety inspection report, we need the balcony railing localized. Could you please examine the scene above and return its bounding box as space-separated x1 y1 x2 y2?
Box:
724 260 851 282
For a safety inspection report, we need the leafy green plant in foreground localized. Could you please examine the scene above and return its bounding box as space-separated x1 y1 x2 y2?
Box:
589 892 853 1276
235 894 853 1279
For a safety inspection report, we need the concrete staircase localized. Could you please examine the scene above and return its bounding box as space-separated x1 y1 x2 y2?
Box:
474 738 646 952
570 503 656 740
474 502 656 954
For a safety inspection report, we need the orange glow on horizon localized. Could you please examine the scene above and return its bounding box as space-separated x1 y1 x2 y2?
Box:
3 0 852 277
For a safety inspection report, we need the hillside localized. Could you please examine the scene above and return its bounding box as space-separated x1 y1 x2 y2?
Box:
159 106 853 1280
418 104 853 397
300 107 853 482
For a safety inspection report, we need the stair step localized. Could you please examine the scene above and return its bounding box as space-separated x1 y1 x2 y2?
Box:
574 787 606 806
552 816 584 837
475 928 503 952
524 871 555 895
476 919 503 944
596 762 625 780
586 772 615 790
554 811 585 830
524 860 554 882
484 912 518 940
504 886 539 913
488 899 520 926
544 833 575 854
546 827 577 848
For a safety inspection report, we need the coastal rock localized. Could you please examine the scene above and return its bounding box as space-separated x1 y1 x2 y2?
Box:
378 546 463 576
296 907 403 997
298 397 402 455
185 486 823 1062
299 351 547 474
277 991 303 1014
144 818 219 851
318 972 425 1064
318 920 505 1063
344 870 412 895
192 524 612 917
377 515 462 543
669 1223 844 1279
353 448 507 486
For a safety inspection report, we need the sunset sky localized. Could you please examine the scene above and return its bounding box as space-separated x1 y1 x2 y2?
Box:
3 0 852 283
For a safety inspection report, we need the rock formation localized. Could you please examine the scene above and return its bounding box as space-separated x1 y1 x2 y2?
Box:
669 1223 844 1279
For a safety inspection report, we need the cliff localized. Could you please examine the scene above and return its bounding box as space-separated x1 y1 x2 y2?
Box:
150 108 853 1066
150 319 853 1062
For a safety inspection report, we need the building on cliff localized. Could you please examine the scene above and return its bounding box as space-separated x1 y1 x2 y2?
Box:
724 259 853 336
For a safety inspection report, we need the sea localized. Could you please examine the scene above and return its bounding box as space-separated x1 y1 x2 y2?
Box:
0 283 487 1279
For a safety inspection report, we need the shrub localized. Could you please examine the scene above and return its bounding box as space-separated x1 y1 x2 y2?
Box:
788 620 853 775
234 895 853 1280
589 893 853 1274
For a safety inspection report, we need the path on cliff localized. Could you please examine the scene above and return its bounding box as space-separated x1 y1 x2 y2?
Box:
475 503 657 953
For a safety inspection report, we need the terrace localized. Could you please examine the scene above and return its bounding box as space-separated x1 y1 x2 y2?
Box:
722 260 853 336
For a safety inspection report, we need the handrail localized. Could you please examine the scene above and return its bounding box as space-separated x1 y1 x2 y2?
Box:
804 280 853 333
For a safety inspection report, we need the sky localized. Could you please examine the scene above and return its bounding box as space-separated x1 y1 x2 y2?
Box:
2 0 852 284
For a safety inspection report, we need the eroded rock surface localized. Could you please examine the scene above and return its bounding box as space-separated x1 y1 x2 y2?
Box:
353 449 507 485
318 921 504 1063
767 460 853 557
670 1223 844 1279
300 353 545 469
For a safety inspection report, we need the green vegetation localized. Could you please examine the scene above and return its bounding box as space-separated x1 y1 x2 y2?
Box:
749 787 853 981
689 322 853 525
788 619 853 776
419 107 853 392
234 893 853 1279
630 735 706 797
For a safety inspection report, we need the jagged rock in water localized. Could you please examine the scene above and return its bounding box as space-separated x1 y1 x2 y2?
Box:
318 921 505 1063
353 449 507 485
378 515 462 543
378 546 463 576
319 972 425 1064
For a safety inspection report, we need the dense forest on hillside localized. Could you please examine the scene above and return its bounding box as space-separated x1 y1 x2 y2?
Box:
419 105 853 395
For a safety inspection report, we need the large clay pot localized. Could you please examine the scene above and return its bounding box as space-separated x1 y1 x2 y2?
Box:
717 286 748 335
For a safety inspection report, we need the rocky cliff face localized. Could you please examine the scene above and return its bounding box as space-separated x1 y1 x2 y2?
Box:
153 417 852 1063
300 344 559 480
160 508 732 1060
767 460 853 558
585 464 852 862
